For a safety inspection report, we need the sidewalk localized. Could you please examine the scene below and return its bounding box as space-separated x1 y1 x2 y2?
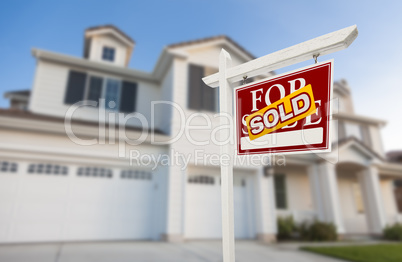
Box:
0 240 351 262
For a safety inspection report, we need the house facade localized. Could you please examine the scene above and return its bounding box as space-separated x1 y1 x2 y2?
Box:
1 25 401 243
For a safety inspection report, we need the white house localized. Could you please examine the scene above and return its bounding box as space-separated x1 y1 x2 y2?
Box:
1 25 402 243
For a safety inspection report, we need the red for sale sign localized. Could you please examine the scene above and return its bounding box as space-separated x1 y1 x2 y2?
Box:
234 60 333 155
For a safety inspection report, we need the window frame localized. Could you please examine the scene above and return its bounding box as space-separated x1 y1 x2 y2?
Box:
274 173 288 210
102 46 116 62
65 69 137 113
104 77 122 111
82 73 125 112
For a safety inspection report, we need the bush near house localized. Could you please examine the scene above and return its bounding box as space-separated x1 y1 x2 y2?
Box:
277 216 296 240
277 217 338 241
383 223 402 241
299 221 337 241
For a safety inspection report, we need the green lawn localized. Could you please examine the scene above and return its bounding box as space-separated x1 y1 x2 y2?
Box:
302 244 402 262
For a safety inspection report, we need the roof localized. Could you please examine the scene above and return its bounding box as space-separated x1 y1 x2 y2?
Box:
4 90 31 101
387 150 402 163
32 49 156 83
85 25 135 44
0 108 165 135
334 112 386 126
167 35 256 60
4 90 30 96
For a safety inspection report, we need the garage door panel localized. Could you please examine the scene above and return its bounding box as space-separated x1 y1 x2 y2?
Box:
63 223 111 241
20 179 69 198
109 222 150 239
11 223 62 242
16 203 64 221
0 225 7 241
0 177 18 194
0 202 13 217
71 181 115 201
0 161 155 243
185 172 255 240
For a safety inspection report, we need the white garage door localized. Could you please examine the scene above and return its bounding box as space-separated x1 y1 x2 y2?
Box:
185 170 255 239
0 160 155 243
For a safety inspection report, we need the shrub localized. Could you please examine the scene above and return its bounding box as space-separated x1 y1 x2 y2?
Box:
298 221 311 240
277 215 296 240
383 223 402 241
299 220 337 241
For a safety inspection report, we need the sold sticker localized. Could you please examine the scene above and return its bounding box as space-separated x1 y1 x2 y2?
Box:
245 84 317 140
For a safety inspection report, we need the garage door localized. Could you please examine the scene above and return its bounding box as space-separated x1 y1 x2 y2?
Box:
0 160 155 243
185 169 255 239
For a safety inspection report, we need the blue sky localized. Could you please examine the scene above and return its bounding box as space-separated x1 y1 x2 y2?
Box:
1 0 401 151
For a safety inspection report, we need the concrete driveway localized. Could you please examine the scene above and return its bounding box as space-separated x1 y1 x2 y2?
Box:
0 241 346 262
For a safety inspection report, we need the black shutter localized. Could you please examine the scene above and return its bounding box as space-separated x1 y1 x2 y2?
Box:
119 81 137 113
87 76 103 106
188 64 204 110
64 71 87 104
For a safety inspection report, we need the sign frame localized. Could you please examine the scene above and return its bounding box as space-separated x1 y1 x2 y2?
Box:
202 25 358 262
234 60 334 156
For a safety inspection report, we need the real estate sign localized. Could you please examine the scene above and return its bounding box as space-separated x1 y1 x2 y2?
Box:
235 60 333 155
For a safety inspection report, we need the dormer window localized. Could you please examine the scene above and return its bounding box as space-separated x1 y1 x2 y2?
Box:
102 46 115 62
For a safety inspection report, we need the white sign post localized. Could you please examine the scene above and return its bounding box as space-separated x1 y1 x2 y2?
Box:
202 25 358 262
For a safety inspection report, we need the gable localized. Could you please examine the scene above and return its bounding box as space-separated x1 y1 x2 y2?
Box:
338 139 383 166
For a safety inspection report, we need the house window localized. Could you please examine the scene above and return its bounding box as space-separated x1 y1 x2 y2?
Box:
188 175 215 185
77 167 113 178
102 47 115 62
105 78 121 110
274 174 287 209
188 64 217 112
121 170 152 180
0 161 18 173
27 163 68 175
64 70 137 113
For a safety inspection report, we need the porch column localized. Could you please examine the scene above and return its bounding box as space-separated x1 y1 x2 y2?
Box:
255 167 277 242
308 162 345 234
358 166 386 235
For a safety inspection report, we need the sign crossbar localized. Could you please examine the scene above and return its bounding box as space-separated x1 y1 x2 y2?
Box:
203 25 358 87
